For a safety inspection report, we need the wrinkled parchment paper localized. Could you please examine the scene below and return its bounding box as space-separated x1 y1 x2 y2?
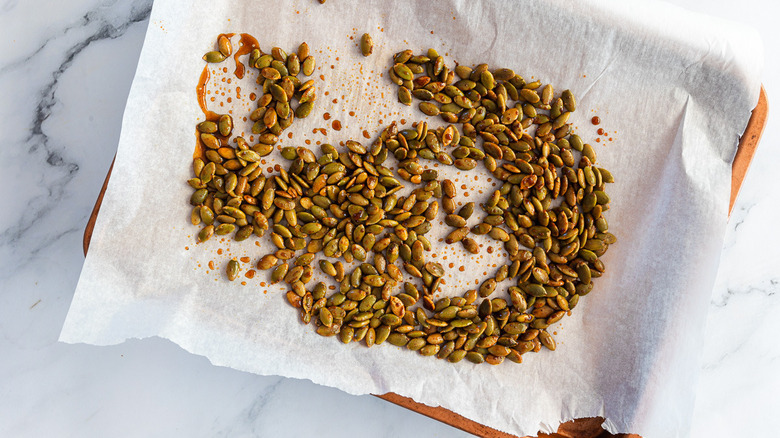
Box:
61 0 763 436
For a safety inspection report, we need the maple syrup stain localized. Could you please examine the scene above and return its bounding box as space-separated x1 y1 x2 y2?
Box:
232 33 260 79
332 120 342 131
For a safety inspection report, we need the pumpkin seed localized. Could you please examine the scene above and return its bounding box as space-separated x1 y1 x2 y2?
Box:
197 121 217 133
445 214 467 228
561 89 576 112
302 56 316 76
203 51 226 63
226 259 240 281
271 263 289 284
295 101 313 118
360 33 373 56
539 330 556 350
198 225 214 242
257 254 278 270
458 202 474 220
393 63 413 81
462 237 479 254
217 35 232 57
419 102 440 116
388 333 409 347
445 227 469 244
398 86 412 106
442 179 456 198
466 351 485 364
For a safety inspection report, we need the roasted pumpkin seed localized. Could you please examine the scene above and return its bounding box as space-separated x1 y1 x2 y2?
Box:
360 33 373 56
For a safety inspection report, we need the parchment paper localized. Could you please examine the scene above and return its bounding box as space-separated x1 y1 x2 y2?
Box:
60 0 763 436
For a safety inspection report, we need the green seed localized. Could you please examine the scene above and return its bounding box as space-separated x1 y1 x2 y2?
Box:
299 87 317 104
561 89 576 112
488 227 510 242
200 133 219 149
360 33 373 56
445 214 466 228
445 227 469 244
302 56 316 76
274 198 296 210
393 63 413 81
387 333 409 347
198 225 214 242
226 259 240 281
190 188 208 205
520 88 540 103
466 351 485 364
236 150 261 162
217 35 232 57
271 263 289 284
524 283 548 297
454 158 477 170
420 344 439 356
287 53 300 75
295 102 313 118
539 330 556 350
398 86 412 106
340 326 354 344
462 237 479 254
197 121 218 133
257 254 278 270
448 350 467 363
270 83 287 103
419 102 440 116
297 42 310 60
215 223 235 235
218 114 233 137
458 202 474 220
577 263 592 284
478 278 497 297
203 51 226 63
319 308 333 326
480 70 495 90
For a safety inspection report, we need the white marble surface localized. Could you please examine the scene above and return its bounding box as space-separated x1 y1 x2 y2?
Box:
1 0 777 437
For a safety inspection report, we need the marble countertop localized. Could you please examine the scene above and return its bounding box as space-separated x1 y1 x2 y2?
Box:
1 0 777 436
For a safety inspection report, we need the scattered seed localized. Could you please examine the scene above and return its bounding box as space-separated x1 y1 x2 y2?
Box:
360 33 373 56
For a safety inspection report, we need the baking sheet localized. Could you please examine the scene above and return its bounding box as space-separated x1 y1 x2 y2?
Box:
60 1 763 436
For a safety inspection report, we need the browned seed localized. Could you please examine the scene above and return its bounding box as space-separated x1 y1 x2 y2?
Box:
360 33 373 56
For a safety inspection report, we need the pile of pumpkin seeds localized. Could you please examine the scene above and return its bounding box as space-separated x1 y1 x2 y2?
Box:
189 42 616 365
192 37 318 243
205 37 318 134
